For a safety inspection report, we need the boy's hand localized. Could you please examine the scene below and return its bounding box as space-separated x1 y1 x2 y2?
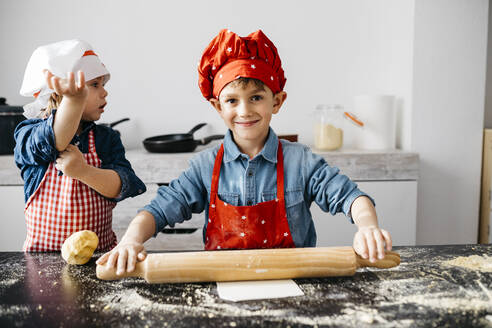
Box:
96 240 147 276
45 69 87 101
55 144 88 179
353 226 392 263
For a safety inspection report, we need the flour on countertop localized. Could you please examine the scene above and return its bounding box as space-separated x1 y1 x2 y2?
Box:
443 254 492 272
376 276 492 313
0 279 19 287
96 284 418 327
0 305 31 316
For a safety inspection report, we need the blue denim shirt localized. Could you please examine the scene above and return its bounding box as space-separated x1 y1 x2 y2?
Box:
144 128 373 247
14 111 146 203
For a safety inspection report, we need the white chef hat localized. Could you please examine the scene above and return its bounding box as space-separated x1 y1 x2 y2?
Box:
19 39 110 119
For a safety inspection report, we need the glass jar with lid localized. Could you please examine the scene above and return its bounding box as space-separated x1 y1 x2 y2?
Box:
313 104 344 151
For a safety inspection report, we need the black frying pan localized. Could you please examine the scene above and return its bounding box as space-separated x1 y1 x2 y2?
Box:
143 123 224 153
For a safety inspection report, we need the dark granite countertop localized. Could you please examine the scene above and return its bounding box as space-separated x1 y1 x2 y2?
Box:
0 245 491 328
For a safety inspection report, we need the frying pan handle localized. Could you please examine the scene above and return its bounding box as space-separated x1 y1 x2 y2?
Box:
187 123 207 135
109 118 130 127
198 134 225 146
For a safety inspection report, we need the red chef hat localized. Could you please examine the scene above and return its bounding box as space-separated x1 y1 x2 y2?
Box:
198 29 286 100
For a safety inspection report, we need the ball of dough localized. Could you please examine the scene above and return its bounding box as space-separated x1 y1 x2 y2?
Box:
61 230 99 265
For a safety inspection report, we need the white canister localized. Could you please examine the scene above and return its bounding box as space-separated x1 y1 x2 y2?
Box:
353 95 396 150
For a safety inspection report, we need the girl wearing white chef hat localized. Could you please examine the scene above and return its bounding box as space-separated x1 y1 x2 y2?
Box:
15 39 146 252
20 39 110 119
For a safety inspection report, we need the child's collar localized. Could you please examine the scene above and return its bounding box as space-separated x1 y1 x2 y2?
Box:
79 121 96 135
222 128 278 164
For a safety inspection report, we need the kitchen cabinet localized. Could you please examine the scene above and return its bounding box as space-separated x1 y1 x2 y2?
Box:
112 184 205 251
0 186 25 251
311 180 417 247
113 181 417 251
114 148 419 251
0 147 419 251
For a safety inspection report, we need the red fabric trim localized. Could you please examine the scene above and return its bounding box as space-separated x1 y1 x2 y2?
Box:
82 50 97 57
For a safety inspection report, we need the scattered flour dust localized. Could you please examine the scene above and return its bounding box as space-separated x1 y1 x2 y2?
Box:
377 278 492 313
443 254 492 272
97 287 417 327
0 279 19 287
394 293 492 312
99 289 189 314
0 304 31 316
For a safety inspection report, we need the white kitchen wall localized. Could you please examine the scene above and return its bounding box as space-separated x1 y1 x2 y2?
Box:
1 0 489 245
412 0 488 244
485 1 492 128
0 0 414 149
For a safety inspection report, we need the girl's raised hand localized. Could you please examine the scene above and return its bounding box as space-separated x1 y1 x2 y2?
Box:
44 69 87 100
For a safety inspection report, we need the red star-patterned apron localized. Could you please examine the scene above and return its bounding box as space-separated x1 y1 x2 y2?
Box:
205 141 295 250
23 130 117 252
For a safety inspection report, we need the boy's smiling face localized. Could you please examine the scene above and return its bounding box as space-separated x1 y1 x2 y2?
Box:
210 79 287 153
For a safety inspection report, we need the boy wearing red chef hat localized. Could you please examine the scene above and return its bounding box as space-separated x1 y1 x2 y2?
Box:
98 29 393 275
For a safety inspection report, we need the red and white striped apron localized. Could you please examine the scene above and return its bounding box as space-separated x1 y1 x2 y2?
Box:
23 130 117 252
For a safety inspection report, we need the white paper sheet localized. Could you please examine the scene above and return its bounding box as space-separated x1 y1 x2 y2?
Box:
216 279 304 302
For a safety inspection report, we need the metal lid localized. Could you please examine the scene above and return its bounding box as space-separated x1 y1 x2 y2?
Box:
0 105 24 114
0 97 24 114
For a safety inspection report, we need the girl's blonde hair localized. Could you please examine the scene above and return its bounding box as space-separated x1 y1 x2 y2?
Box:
40 93 62 119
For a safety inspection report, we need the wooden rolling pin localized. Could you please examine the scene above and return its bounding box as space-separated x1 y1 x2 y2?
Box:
96 247 400 283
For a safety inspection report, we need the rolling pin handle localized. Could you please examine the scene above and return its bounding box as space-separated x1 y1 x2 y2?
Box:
355 250 401 269
96 261 145 281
